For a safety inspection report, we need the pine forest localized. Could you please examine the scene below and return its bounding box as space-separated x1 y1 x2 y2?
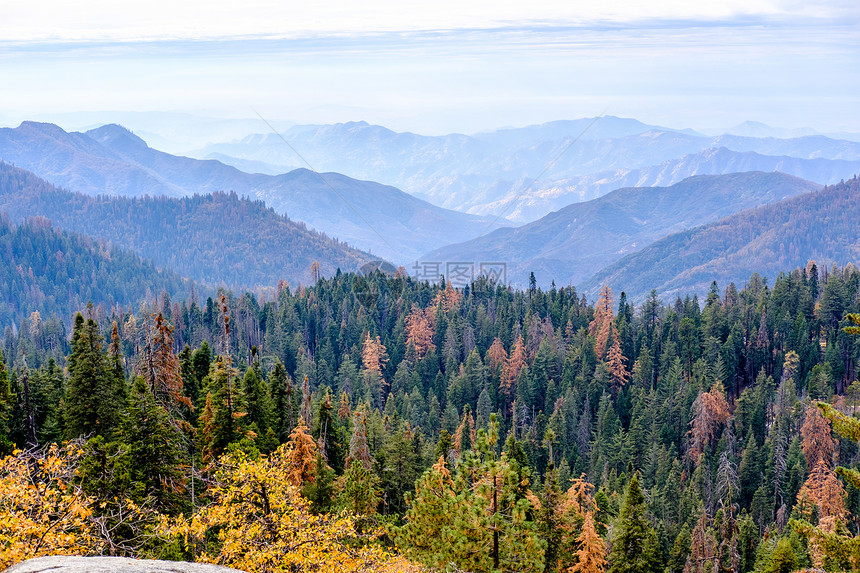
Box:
2 249 860 572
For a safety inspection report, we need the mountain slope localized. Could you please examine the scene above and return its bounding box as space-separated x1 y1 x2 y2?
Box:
197 118 860 221
0 215 191 329
0 162 374 288
581 175 860 301
0 121 183 197
423 172 820 288
467 147 860 222
0 122 503 262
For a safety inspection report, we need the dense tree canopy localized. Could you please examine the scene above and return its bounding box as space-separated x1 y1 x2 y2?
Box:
1 259 860 571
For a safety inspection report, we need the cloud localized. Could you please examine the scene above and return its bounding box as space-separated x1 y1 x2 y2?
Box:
3 0 853 43
1 1 856 135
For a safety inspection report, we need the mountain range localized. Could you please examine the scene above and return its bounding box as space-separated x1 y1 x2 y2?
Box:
3 115 860 306
580 175 860 301
478 147 860 222
195 117 860 222
0 162 373 289
0 122 503 263
423 171 821 290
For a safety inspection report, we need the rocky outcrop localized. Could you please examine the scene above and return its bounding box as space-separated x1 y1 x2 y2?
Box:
3 556 246 573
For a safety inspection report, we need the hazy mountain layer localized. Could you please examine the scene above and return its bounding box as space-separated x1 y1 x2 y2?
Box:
197 118 860 222
0 162 374 289
0 122 502 263
423 172 820 289
581 176 860 301
474 147 860 222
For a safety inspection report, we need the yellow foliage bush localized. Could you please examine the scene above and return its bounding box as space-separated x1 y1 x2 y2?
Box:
0 444 102 568
157 444 414 573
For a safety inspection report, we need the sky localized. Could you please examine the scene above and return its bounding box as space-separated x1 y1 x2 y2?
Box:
1 0 859 138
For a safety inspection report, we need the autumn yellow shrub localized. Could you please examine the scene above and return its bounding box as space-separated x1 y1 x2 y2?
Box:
157 444 408 573
0 444 103 568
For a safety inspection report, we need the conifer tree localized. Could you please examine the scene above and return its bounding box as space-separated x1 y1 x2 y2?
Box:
683 511 716 573
396 456 459 567
199 356 245 462
315 391 343 472
64 314 124 440
119 376 188 514
454 404 476 455
608 475 661 573
338 455 381 517
286 419 318 487
137 313 190 416
191 341 212 392
487 337 508 373
178 344 199 421
300 375 312 428
589 286 615 359
337 391 351 421
268 360 293 443
396 415 546 573
197 393 217 462
797 458 846 521
688 382 730 463
361 332 389 407
762 537 798 573
0 351 14 455
570 511 607 573
18 360 38 449
606 324 629 392
242 364 272 441
540 459 565 572
501 335 526 406
405 305 436 360
347 410 373 470
800 403 836 469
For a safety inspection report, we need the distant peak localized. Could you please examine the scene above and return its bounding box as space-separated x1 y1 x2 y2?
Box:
16 121 70 137
86 123 149 150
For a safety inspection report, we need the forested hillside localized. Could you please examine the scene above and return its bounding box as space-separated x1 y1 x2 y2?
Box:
0 123 506 262
0 216 189 332
584 175 860 300
424 171 819 288
0 161 374 288
2 259 860 571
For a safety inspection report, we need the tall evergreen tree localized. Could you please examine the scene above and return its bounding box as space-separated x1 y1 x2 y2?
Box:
608 474 662 573
64 314 124 440
0 351 13 455
268 360 294 443
120 376 188 514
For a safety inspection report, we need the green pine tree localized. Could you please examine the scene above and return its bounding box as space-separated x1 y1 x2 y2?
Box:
120 377 188 514
0 350 13 455
608 474 662 573
268 360 294 443
64 314 124 440
243 363 272 445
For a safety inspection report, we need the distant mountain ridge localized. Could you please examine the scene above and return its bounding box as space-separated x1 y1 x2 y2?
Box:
423 172 821 289
0 162 374 289
196 117 860 222
581 175 860 301
479 146 860 222
0 122 504 263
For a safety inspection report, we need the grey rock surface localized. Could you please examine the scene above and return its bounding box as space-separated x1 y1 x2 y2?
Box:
4 556 246 573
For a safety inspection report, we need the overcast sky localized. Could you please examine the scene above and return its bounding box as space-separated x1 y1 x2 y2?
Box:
1 0 858 136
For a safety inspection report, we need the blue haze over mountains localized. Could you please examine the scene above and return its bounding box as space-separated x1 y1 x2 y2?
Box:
1 114 859 302
195 116 860 222
0 121 505 263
